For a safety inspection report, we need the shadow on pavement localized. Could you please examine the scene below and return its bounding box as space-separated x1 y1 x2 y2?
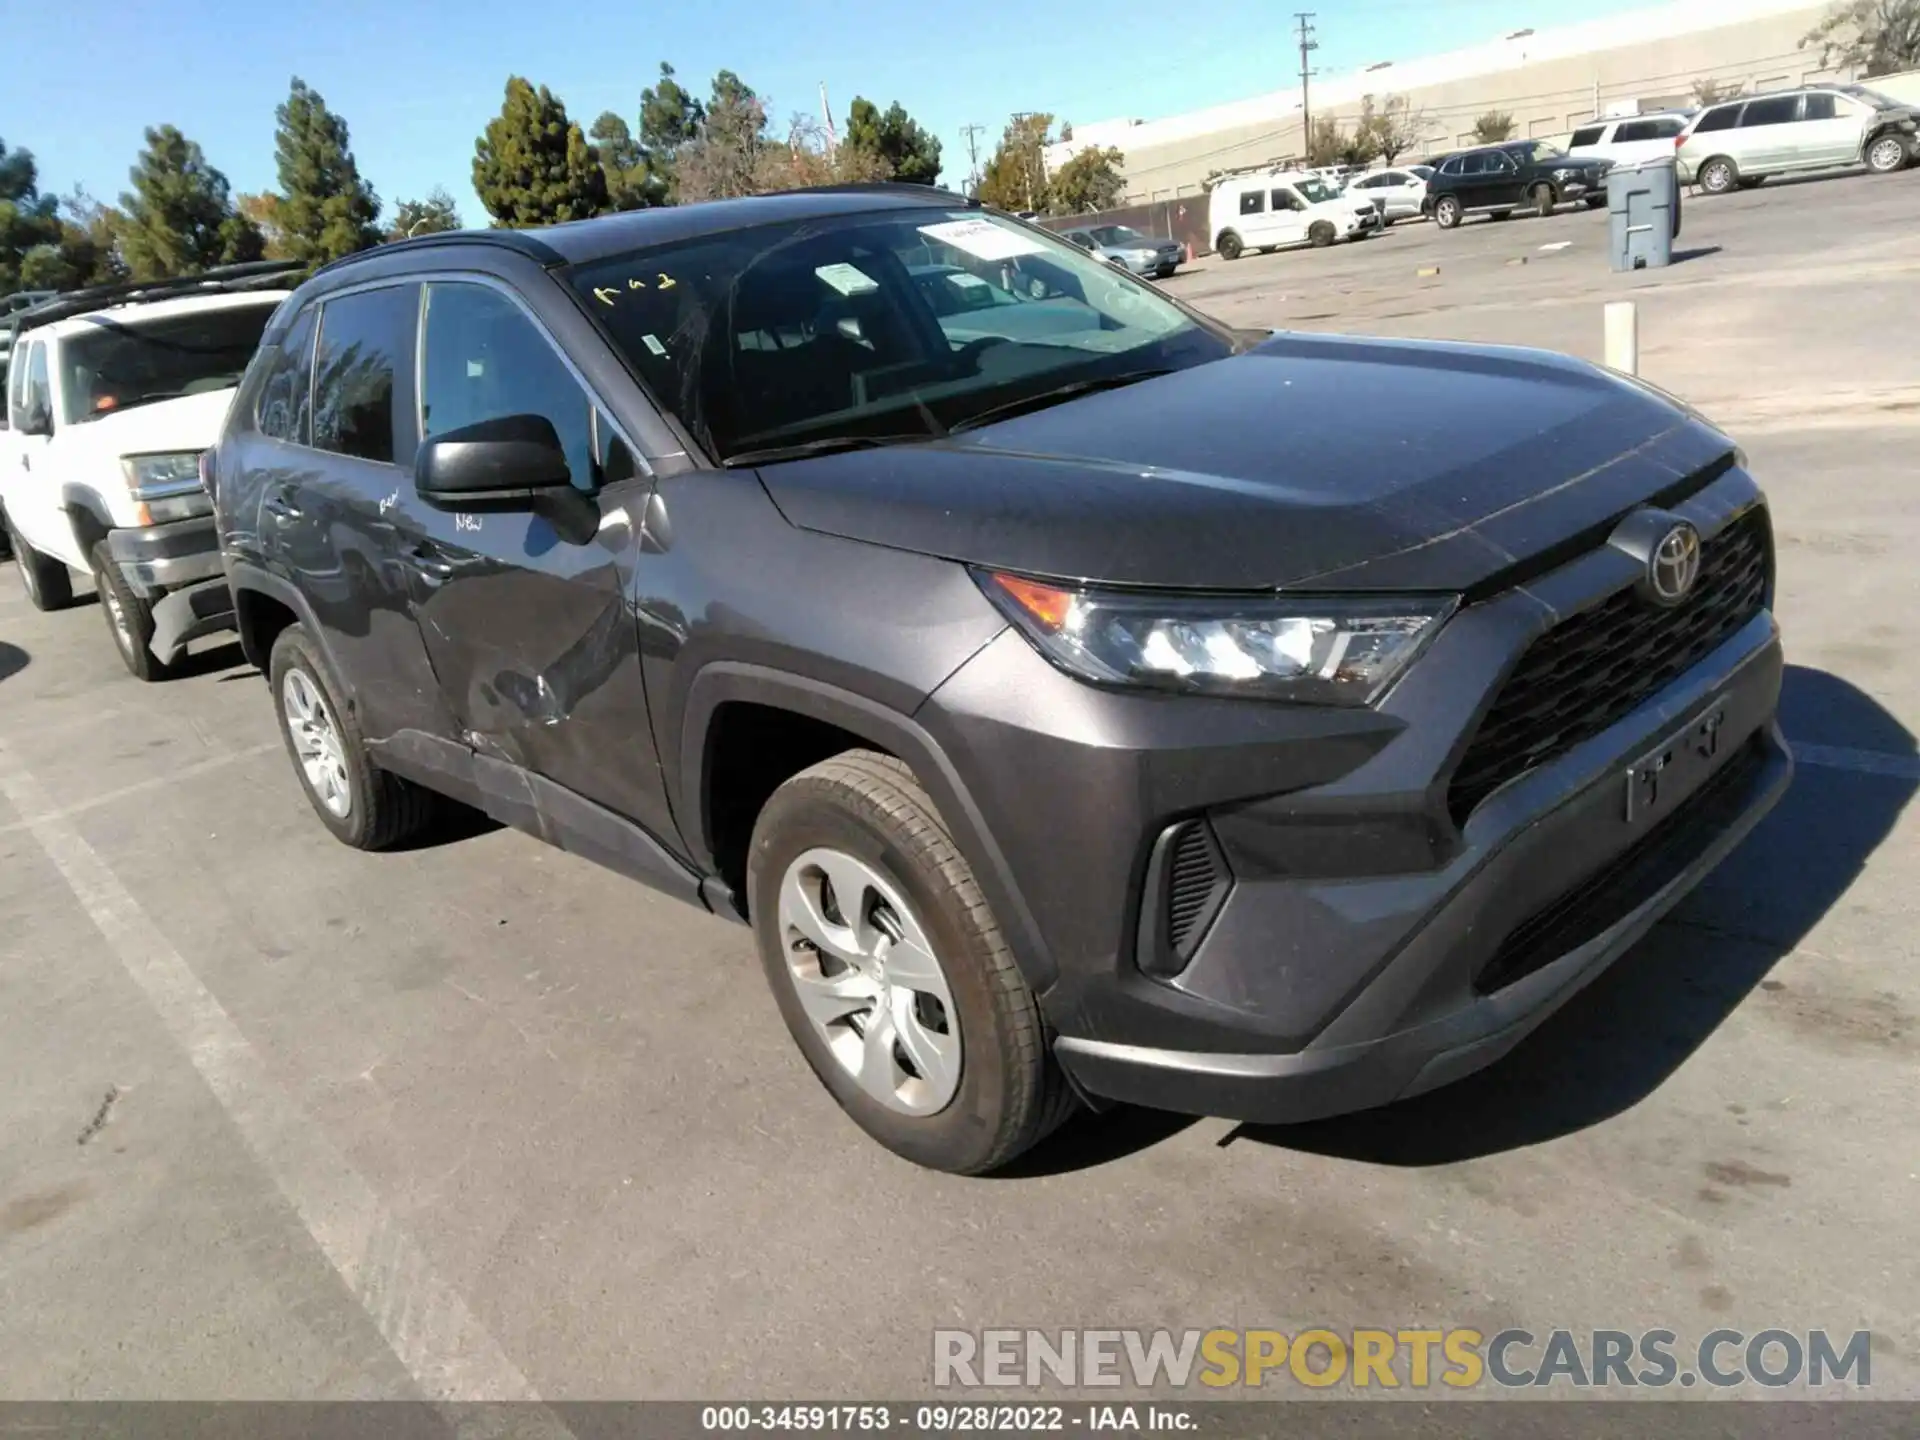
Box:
1197 664 1914 1167
992 1104 1199 1179
1671 245 1724 264
0 640 26 684
173 640 248 679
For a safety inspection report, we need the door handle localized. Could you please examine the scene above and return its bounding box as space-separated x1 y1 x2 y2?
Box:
406 541 458 579
261 487 302 519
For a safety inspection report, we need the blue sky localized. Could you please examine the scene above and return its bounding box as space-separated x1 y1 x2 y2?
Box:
6 0 1585 222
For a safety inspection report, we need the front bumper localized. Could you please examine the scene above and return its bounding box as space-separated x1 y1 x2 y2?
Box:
147 575 236 662
106 516 224 598
919 461 1788 1123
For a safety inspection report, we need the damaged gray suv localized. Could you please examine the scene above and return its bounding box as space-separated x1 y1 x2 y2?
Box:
209 185 1790 1172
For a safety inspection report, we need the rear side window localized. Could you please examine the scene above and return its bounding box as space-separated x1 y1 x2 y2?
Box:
1740 95 1799 127
1694 105 1741 134
256 306 317 445
1438 156 1463 176
420 282 600 494
1804 93 1838 120
1239 190 1265 215
312 285 418 466
1613 117 1682 143
1569 125 1605 147
19 342 49 427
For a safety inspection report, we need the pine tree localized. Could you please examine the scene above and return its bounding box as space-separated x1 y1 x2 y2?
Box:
116 125 264 280
843 99 943 185
472 78 609 227
272 78 382 265
388 188 462 241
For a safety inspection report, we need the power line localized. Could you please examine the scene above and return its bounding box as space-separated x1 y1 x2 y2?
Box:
1295 13 1320 152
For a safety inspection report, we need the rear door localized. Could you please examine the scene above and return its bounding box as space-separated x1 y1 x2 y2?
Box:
1233 186 1277 246
1734 93 1803 172
393 276 673 841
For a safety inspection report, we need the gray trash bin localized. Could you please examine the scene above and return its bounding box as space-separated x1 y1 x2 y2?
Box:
1606 156 1681 271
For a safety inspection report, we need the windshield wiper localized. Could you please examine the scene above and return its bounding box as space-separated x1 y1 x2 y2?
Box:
949 368 1178 434
721 432 942 468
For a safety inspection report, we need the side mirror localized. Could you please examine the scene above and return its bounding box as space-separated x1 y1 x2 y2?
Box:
415 413 573 512
18 405 52 438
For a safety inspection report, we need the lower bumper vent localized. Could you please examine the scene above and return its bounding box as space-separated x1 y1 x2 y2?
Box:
1139 819 1233 978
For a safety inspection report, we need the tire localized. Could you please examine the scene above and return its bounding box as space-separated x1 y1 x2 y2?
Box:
7 514 75 611
1529 182 1556 217
1736 176 1765 190
1489 208 1512 222
1866 133 1910 174
1698 157 1737 194
0 504 10 560
747 749 1078 1174
1308 221 1336 248
1215 230 1243 261
1432 196 1463 229
1585 194 1607 208
268 624 436 850
90 541 176 682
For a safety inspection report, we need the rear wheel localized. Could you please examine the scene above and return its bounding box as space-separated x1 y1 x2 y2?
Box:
1489 208 1512 222
1698 157 1738 194
1433 195 1463 229
269 624 436 849
748 750 1078 1174
1866 134 1910 174
89 541 175 682
1215 230 1243 261
7 515 74 612
1736 175 1766 190
1529 182 1556 217
1308 221 1336 247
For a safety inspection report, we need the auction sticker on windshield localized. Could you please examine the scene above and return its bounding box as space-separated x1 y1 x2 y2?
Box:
919 218 1047 261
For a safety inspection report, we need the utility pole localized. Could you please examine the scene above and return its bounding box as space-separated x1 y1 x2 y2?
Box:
961 123 987 195
820 83 837 147
1295 12 1319 160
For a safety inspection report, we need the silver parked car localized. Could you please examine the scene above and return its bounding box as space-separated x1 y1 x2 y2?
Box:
1677 84 1918 194
1062 224 1185 278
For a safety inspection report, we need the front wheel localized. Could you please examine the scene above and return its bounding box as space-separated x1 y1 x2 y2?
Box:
1308 221 1336 247
90 541 175 682
748 750 1078 1174
1866 134 1910 174
7 515 74 611
1529 182 1556 217
1215 230 1243 261
1433 196 1463 229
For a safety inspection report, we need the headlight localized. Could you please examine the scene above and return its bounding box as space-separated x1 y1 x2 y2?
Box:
1553 168 1575 181
979 571 1454 705
122 451 204 500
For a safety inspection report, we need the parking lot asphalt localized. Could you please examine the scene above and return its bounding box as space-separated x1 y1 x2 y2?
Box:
3 167 1919 1407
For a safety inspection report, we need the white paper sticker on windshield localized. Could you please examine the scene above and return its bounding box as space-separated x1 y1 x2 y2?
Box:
947 272 988 288
815 262 880 295
642 333 669 357
918 218 1047 261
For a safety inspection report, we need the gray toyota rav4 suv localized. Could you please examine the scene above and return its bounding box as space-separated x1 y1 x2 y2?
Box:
209 184 1789 1173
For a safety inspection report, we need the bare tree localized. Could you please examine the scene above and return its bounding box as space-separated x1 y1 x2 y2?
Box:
1361 94 1430 164
1473 110 1517 144
753 114 892 193
1691 76 1743 105
1803 0 1920 76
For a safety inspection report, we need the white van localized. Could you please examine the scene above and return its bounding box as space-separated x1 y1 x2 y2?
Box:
1208 169 1383 260
1567 112 1693 168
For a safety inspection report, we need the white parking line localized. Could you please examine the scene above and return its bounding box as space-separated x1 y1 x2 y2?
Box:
0 734 573 1432
0 741 281 838
1793 742 1920 782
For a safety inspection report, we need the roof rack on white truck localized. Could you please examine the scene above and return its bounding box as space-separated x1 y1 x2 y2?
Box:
1 261 301 679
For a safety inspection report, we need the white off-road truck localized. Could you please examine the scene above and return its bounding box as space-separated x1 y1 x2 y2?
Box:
1 264 298 678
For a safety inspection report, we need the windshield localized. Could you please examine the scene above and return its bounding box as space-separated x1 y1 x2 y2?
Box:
1089 225 1149 246
1295 177 1340 203
569 207 1228 462
60 301 277 425
1838 84 1903 109
1409 165 1435 179
1523 141 1570 162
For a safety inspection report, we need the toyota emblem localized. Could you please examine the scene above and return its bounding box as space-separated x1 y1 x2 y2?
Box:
1648 522 1702 605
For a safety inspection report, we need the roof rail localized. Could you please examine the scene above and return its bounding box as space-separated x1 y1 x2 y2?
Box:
309 229 566 280
11 261 305 335
1199 157 1305 190
763 181 975 205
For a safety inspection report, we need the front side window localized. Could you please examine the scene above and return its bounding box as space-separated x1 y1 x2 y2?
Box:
1803 93 1838 120
1438 157 1463 177
256 305 317 444
1294 176 1339 203
58 300 277 426
17 341 49 427
1090 225 1147 246
1239 190 1265 215
1460 154 1487 176
569 206 1226 464
420 282 599 493
312 285 417 465
1740 95 1799 127
1837 83 1899 110
1694 104 1742 133
1270 188 1302 212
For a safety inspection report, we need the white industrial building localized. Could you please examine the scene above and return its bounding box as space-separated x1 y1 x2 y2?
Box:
1046 0 1852 202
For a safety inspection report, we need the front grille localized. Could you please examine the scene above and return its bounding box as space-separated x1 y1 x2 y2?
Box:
1449 508 1770 826
1475 735 1767 993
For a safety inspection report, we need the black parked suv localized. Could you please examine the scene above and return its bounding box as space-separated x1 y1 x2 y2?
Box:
211 185 1789 1173
1424 140 1613 228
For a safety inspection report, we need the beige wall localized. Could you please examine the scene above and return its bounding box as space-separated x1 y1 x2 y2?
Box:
1111 9 1836 202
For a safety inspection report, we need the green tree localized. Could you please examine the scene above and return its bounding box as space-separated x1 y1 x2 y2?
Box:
1803 0 1920 74
589 112 665 210
18 190 127 289
843 97 943 184
1305 114 1348 167
472 77 609 227
673 71 768 203
977 113 1054 211
1472 110 1517 144
271 78 382 266
639 61 704 200
388 187 462 240
1 137 63 293
1361 94 1428 165
116 125 264 280
1048 145 1126 213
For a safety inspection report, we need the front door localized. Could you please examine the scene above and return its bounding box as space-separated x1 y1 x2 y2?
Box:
4 338 61 558
1479 150 1523 208
1268 187 1310 245
393 278 676 844
1800 91 1866 167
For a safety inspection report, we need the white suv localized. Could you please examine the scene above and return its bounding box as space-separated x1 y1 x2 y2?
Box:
1567 112 1692 168
1 265 297 678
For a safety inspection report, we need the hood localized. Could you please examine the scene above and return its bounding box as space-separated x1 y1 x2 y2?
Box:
62 387 238 459
755 333 1737 593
